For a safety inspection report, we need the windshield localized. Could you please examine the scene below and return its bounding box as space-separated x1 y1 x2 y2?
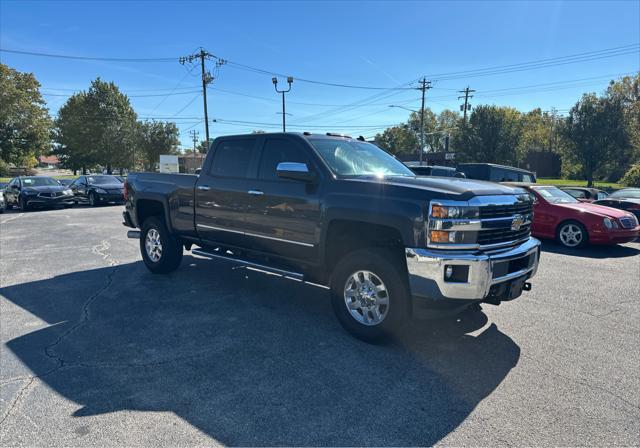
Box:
609 189 640 199
22 177 61 187
532 186 579 204
87 175 122 184
310 139 414 177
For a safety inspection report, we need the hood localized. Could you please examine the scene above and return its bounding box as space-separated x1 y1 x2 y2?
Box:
557 202 632 219
23 185 68 193
344 175 525 197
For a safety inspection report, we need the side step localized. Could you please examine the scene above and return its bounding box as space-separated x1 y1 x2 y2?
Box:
191 247 329 290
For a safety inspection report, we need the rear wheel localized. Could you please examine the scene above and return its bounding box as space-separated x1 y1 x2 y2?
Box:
330 248 410 343
140 216 183 274
556 221 588 248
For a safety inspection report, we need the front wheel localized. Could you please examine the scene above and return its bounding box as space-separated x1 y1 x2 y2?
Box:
556 221 588 248
19 195 29 212
330 248 410 343
89 192 98 207
140 216 183 274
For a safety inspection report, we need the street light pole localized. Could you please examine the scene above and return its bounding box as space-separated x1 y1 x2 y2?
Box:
273 76 293 132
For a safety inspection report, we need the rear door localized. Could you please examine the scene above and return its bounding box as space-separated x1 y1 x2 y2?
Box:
194 136 259 247
242 136 323 260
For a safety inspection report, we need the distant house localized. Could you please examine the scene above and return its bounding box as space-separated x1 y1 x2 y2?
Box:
38 155 60 169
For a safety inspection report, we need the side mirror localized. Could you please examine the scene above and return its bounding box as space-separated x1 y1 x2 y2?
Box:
276 162 315 182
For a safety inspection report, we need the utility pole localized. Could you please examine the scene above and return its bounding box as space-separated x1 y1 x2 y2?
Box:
417 78 432 165
180 48 225 145
458 86 475 123
189 130 199 152
273 76 294 132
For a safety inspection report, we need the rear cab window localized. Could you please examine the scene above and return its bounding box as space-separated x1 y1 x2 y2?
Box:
209 138 257 178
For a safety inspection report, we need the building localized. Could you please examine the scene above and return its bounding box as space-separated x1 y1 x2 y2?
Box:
38 155 60 169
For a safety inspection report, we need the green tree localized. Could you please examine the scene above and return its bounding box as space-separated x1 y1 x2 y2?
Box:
562 93 630 187
374 124 418 156
196 140 210 154
0 64 52 165
55 92 95 174
605 74 640 172
454 105 522 165
137 121 180 170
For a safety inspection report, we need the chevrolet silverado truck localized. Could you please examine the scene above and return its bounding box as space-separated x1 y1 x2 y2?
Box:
122 133 541 341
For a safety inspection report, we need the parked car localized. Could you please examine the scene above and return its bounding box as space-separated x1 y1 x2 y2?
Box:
69 175 125 206
457 163 536 183
123 132 541 342
3 176 75 211
560 187 608 202
593 188 640 220
504 183 639 248
404 163 465 178
57 178 75 187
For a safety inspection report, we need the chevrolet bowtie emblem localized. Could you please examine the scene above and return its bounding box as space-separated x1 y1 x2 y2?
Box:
511 214 525 231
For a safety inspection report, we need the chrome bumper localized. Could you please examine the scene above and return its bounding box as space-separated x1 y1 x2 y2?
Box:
405 237 541 301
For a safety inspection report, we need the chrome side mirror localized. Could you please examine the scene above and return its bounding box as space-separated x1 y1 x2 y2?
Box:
276 162 315 182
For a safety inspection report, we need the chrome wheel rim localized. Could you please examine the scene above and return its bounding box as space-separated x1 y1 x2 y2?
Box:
145 228 162 262
343 270 389 326
560 224 583 247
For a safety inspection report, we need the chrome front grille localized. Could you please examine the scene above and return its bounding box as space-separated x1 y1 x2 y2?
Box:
427 194 533 250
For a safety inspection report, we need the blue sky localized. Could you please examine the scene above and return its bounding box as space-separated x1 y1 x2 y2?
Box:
1 0 639 148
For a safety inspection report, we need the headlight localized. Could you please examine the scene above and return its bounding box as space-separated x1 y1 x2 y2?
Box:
94 188 107 194
63 189 73 195
431 204 479 219
603 217 618 229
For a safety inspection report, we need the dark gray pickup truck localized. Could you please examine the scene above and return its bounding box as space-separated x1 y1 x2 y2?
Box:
123 132 540 341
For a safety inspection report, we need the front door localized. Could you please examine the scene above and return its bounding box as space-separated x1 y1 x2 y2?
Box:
243 136 322 261
194 137 259 248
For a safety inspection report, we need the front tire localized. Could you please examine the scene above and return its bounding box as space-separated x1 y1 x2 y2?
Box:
330 248 410 343
89 192 98 207
556 221 588 248
140 216 183 274
19 195 29 212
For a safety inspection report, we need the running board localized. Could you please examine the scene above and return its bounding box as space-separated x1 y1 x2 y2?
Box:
191 248 329 289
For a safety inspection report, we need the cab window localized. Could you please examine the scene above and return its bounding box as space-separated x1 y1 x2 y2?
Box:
258 138 309 181
209 138 257 178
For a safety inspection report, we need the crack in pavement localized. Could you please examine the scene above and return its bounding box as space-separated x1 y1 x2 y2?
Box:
0 240 120 429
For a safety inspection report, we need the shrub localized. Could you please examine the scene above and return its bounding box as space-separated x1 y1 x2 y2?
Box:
0 159 12 177
620 164 640 187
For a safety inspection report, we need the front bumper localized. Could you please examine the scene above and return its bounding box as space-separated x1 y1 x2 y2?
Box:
590 226 639 245
95 193 125 203
24 194 75 207
406 238 541 315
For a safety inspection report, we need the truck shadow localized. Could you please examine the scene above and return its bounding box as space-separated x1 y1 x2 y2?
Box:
2 256 520 446
540 240 640 259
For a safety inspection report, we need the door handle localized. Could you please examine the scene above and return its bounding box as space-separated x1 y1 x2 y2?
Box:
248 190 264 196
197 185 211 191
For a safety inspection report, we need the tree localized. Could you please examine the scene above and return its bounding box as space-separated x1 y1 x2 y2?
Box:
55 92 95 174
454 106 522 165
517 108 565 162
562 93 629 187
0 64 52 165
374 124 418 156
84 78 138 173
606 74 640 172
196 140 210 154
137 121 180 170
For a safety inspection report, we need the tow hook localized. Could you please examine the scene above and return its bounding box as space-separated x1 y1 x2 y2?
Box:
523 282 532 291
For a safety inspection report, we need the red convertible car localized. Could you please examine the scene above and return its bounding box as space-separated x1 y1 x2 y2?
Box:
505 184 640 248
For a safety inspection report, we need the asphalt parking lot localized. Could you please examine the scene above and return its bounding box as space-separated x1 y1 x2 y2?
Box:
0 206 639 446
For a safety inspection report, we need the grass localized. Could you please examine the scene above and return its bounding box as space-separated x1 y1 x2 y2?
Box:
537 178 624 189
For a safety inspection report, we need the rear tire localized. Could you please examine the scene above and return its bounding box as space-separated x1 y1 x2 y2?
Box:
330 248 410 343
140 216 183 274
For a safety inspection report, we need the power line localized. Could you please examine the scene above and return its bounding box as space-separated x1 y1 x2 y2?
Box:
0 48 177 62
